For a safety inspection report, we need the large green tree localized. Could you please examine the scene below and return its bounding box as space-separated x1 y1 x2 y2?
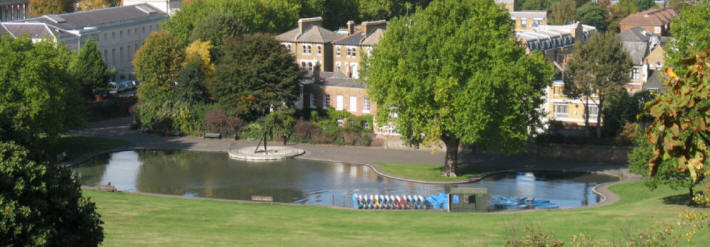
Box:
549 0 577 24
29 0 75 17
563 32 631 138
209 34 302 121
69 39 112 100
189 13 249 59
666 1 710 73
133 31 185 102
0 37 84 148
0 141 103 246
363 0 554 177
576 1 609 32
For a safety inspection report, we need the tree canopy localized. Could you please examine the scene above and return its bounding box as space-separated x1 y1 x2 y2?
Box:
133 31 185 102
209 34 302 121
69 39 113 100
549 0 577 24
29 0 75 17
666 1 710 73
563 32 631 137
0 36 84 148
576 1 609 32
364 0 554 176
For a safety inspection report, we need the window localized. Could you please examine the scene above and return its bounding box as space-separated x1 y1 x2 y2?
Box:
351 48 356 58
533 19 541 27
142 26 145 33
363 97 370 113
336 95 344 110
309 94 316 109
111 48 116 64
302 45 306 54
631 68 640 80
337 119 344 127
588 105 599 117
349 96 357 112
553 103 568 118
317 45 321 55
362 121 369 129
653 26 661 34
301 61 306 68
307 45 312 54
307 62 313 71
336 62 341 72
336 46 341 57
127 29 130 36
521 18 527 28
323 94 330 109
135 27 138 34
346 48 351 57
351 64 359 79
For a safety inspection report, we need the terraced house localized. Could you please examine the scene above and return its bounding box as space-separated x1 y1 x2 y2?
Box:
276 17 344 72
332 20 386 79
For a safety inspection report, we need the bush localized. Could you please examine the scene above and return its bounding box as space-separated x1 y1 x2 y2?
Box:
204 108 244 137
240 121 265 140
505 225 564 247
0 141 103 246
87 97 137 121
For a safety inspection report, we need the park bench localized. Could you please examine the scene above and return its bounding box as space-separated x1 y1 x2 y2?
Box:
204 132 222 139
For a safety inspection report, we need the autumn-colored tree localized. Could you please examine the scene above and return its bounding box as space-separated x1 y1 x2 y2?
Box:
29 0 75 17
646 48 710 183
75 0 113 11
183 40 215 80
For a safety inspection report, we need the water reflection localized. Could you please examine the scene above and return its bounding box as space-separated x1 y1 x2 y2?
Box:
74 150 617 209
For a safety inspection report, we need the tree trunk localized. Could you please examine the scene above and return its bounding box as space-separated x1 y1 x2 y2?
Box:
596 95 604 138
584 97 591 137
441 135 460 177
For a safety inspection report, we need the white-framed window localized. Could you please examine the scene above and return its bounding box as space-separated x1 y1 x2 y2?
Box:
632 68 640 80
553 103 568 118
362 121 369 129
336 46 341 57
308 62 313 71
317 45 322 55
363 97 370 113
309 94 316 109
533 19 541 27
336 95 344 110
302 45 307 54
307 45 312 54
653 26 661 34
588 105 599 117
349 96 357 112
521 18 527 28
352 63 359 79
323 94 330 109
337 119 344 127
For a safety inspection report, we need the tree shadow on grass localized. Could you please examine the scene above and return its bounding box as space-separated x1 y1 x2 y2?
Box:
661 192 705 207
453 164 502 178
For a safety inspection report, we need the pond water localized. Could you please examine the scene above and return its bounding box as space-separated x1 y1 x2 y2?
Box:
74 150 617 209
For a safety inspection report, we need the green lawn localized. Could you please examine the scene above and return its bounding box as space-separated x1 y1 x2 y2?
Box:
84 182 710 246
376 163 498 182
49 135 128 160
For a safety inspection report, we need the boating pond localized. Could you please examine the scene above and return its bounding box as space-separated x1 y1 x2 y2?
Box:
74 150 618 210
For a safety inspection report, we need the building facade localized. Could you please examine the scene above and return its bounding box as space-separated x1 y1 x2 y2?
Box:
0 0 28 22
123 0 181 16
331 20 386 79
277 17 344 73
510 11 547 30
1 4 168 80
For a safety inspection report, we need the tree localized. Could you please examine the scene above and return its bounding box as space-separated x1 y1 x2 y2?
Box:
564 32 631 138
133 31 185 102
209 34 302 121
634 0 657 11
0 141 103 246
69 39 113 100
646 48 710 183
666 1 710 74
363 0 554 177
29 0 75 17
175 61 210 105
601 90 654 136
520 0 551 10
549 0 577 24
75 0 113 11
183 39 216 80
264 107 297 145
0 37 84 148
189 13 249 58
576 1 609 32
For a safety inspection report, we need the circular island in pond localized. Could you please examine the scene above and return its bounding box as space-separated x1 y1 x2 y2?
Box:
228 145 305 161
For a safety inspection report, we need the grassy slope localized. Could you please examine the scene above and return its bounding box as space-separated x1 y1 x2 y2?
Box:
377 163 497 181
85 182 710 246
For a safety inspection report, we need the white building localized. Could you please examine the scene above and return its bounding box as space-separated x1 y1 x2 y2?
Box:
123 0 181 16
0 4 169 80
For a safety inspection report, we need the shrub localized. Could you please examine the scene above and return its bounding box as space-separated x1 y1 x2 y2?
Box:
240 121 265 140
204 108 243 136
505 225 564 247
614 122 638 145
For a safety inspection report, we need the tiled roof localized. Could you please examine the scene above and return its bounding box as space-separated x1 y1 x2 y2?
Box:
24 4 166 30
516 23 595 52
333 30 364 46
332 21 386 46
362 28 384 46
619 27 651 42
619 27 652 65
510 11 547 19
319 71 364 88
619 8 678 26
0 22 56 40
276 25 343 43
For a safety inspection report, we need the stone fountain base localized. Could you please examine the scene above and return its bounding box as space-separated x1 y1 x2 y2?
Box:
228 146 305 161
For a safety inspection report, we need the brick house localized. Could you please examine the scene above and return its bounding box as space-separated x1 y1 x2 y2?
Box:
510 11 547 31
331 20 386 79
619 8 678 36
276 17 344 72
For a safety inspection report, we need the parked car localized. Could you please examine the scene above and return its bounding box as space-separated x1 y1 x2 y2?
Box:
108 81 118 95
118 80 134 92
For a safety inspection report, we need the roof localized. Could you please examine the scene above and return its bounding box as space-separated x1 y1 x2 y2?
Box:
332 30 364 46
619 27 652 65
318 71 364 88
643 70 667 93
619 8 678 26
0 22 57 40
362 28 385 46
276 25 343 43
332 21 386 46
510 11 547 19
516 22 595 52
23 4 167 30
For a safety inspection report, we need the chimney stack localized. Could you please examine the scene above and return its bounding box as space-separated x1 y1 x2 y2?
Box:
347 20 355 34
363 20 387 36
298 17 324 34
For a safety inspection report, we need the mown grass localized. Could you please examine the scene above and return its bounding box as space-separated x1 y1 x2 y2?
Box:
84 182 710 246
48 135 128 160
376 163 498 181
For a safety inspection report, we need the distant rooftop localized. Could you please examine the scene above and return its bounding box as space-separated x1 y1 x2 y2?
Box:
619 8 678 26
20 4 166 30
